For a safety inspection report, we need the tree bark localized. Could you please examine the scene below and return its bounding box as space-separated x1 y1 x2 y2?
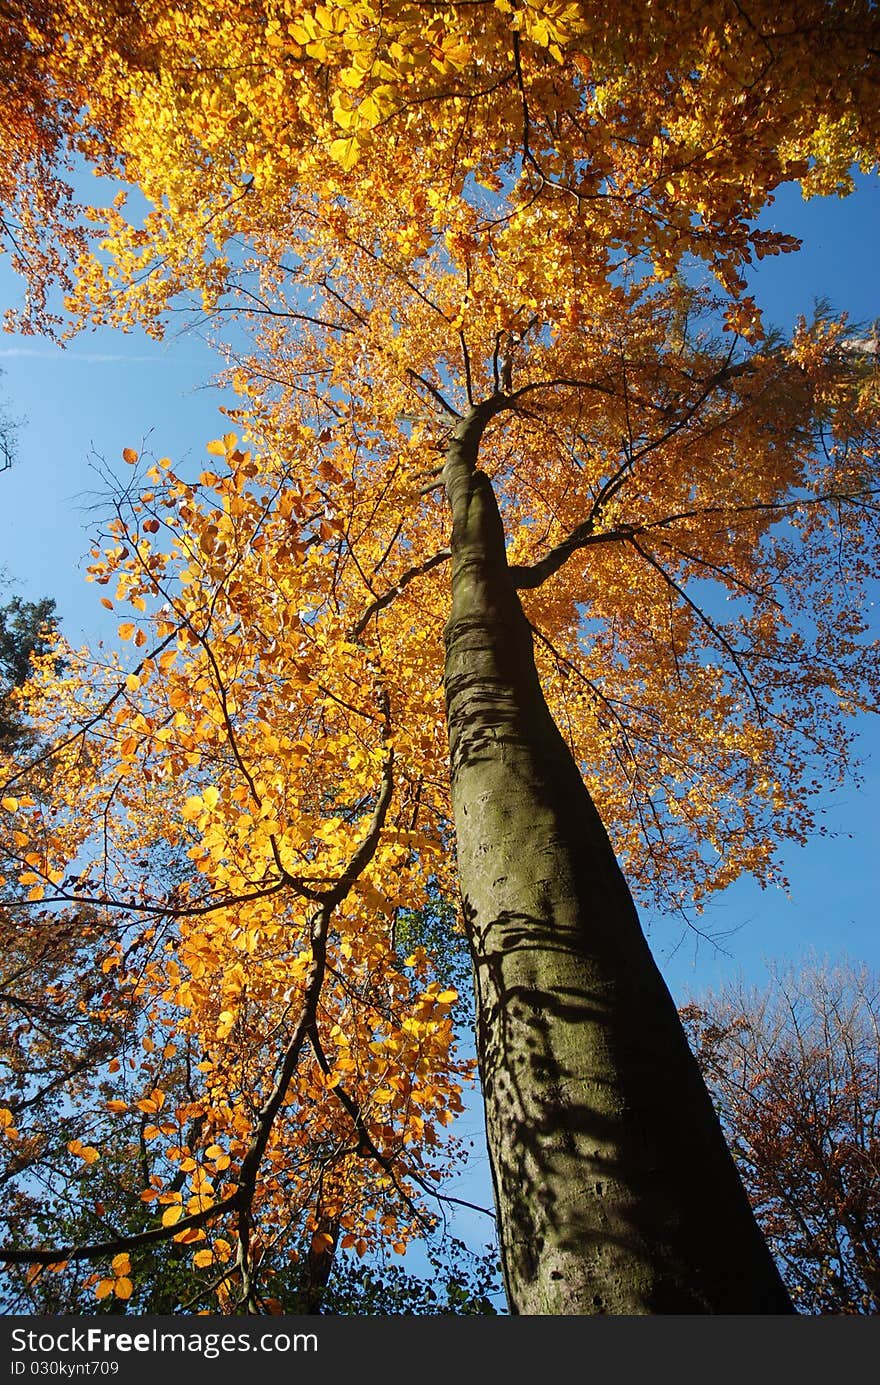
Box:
443 400 794 1314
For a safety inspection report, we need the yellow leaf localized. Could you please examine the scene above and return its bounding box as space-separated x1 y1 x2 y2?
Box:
206 438 227 456
135 1088 166 1114
118 622 135 641
114 1277 133 1300
125 673 140 692
111 1252 131 1276
358 94 382 127
161 1204 184 1226
333 102 355 131
95 1279 114 1300
186 1191 214 1213
193 1248 214 1268
329 136 360 171
122 448 139 465
1 797 18 812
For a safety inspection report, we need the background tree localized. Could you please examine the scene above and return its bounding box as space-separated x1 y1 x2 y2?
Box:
681 957 880 1315
0 376 17 475
0 1 879 1314
0 588 140 1297
0 588 58 749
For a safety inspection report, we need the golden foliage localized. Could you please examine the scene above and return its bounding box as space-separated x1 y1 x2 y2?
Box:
1 0 879 1309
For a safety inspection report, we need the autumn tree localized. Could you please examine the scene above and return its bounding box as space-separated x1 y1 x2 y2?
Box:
1 0 880 1314
0 593 150 1307
682 958 880 1314
0 5 92 335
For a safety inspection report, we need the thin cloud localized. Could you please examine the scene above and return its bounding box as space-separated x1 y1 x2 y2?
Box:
0 346 208 364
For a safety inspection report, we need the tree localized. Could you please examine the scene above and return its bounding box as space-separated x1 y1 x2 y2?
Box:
0 855 498 1316
0 377 17 475
0 5 92 335
0 590 142 1307
0 590 58 750
1 1 880 1313
681 958 880 1314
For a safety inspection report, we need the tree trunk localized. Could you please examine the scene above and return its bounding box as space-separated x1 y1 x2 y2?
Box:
442 401 794 1314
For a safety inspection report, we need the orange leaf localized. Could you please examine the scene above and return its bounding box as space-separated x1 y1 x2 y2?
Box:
173 1226 205 1244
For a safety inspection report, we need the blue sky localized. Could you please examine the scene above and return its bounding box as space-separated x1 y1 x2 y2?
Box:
1 172 878 1279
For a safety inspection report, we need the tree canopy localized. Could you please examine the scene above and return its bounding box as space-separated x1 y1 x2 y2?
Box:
1 0 879 1312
